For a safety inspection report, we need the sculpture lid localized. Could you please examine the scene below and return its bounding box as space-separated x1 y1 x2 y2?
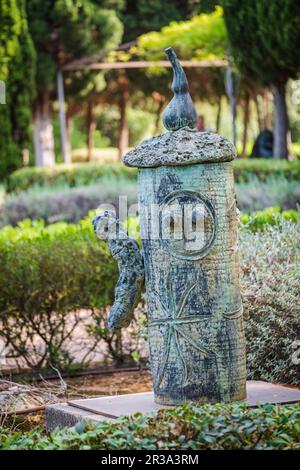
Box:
162 47 197 131
123 128 237 168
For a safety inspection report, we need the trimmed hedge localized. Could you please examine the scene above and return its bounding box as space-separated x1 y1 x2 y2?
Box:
0 217 119 369
7 159 300 193
7 162 137 193
1 403 300 449
0 179 138 227
233 158 300 182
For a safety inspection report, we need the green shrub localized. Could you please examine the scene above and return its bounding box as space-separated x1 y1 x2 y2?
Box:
7 162 137 193
2 176 300 228
241 219 300 385
0 217 124 369
236 176 300 211
240 207 299 232
233 158 300 182
0 178 138 227
7 159 300 193
1 403 300 449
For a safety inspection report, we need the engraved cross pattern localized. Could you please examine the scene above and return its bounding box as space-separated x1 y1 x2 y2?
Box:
149 273 216 388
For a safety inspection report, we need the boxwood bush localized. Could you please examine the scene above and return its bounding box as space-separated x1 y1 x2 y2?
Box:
7 162 137 193
1 403 300 450
0 217 119 369
233 158 300 182
7 159 300 193
0 178 138 227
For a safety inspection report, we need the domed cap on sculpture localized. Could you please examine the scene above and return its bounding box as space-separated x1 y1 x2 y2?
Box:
123 48 236 168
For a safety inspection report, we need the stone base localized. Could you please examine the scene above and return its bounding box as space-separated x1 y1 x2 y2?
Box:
45 380 300 432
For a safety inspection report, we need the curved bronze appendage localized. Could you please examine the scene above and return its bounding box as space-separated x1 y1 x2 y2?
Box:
93 211 144 331
162 47 197 131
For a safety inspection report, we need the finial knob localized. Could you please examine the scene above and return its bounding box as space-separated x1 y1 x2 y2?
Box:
162 47 197 131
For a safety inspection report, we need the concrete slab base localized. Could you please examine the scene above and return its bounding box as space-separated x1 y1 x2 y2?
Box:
45 380 300 432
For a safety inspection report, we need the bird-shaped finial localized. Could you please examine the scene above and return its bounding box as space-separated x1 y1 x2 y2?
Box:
162 47 197 131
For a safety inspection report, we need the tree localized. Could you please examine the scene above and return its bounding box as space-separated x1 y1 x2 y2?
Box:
137 6 227 60
0 0 35 180
133 7 228 135
220 0 300 158
27 0 123 166
91 0 199 158
121 0 197 42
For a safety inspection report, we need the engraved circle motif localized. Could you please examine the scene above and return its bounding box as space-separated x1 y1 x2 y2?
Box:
159 190 217 260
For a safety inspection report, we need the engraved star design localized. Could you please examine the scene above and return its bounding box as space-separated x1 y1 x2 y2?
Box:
149 274 216 388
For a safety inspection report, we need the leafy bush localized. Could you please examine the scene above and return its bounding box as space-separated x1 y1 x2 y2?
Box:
0 217 131 369
0 178 137 227
240 207 299 232
7 162 137 193
7 158 300 193
1 403 300 449
233 158 300 182
241 219 300 385
236 176 300 212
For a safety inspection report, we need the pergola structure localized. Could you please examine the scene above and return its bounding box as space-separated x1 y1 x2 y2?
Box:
57 44 228 163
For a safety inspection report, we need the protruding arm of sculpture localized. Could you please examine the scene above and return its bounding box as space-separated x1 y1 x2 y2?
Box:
93 211 144 331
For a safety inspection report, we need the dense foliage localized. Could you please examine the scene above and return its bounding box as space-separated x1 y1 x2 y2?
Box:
6 159 300 193
122 0 197 43
0 217 118 368
1 403 300 449
236 177 300 212
221 0 300 158
7 162 137 193
0 178 138 227
241 219 300 386
137 6 226 60
221 0 300 86
0 0 35 179
240 207 299 232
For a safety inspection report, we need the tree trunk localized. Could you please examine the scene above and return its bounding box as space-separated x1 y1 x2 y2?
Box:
254 94 262 132
154 100 164 135
241 93 250 158
118 74 129 160
86 100 96 161
66 114 73 161
57 69 71 164
272 81 289 159
33 94 55 166
215 96 222 133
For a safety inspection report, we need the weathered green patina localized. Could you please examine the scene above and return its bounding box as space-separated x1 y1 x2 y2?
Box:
93 48 246 404
136 162 246 404
93 211 144 330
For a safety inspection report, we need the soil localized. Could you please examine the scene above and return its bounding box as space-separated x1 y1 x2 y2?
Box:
1 370 153 431
39 369 153 398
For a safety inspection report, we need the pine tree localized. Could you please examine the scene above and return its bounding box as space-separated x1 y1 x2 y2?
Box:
27 0 124 166
221 0 300 158
0 0 35 179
